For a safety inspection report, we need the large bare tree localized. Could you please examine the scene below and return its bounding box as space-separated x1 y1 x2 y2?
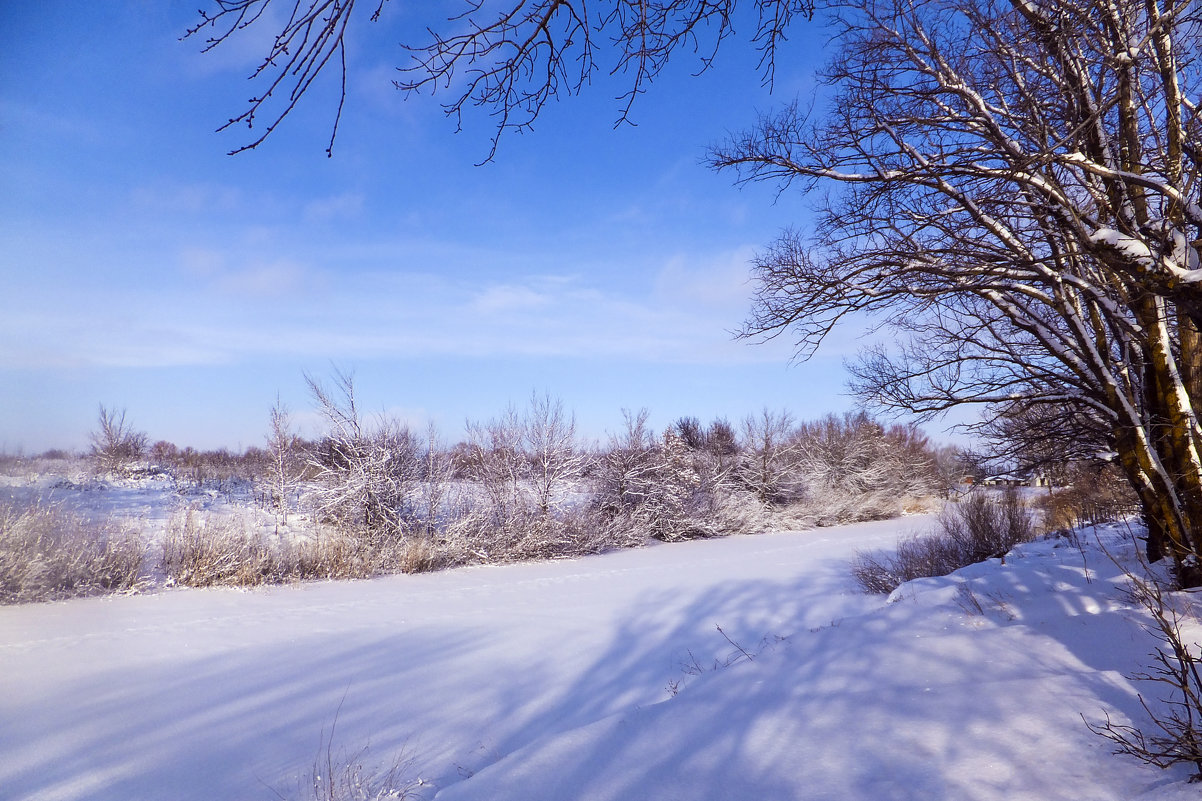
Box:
713 0 1202 583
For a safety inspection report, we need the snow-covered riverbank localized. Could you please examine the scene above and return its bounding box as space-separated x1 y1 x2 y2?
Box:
0 512 1191 800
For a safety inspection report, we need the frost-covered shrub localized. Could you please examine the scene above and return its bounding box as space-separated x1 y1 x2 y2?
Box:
0 502 144 603
791 413 942 523
452 393 593 558
852 490 1035 593
591 414 708 542
387 535 448 574
722 411 945 529
693 486 771 537
794 487 905 527
460 405 535 538
591 411 770 542
637 428 705 541
738 408 802 505
265 397 303 524
426 504 631 566
303 371 427 539
590 409 661 514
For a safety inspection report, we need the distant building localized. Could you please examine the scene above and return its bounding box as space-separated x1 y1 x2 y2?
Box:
982 472 1049 488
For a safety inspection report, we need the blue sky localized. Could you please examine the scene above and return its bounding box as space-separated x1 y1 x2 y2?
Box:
0 2 920 452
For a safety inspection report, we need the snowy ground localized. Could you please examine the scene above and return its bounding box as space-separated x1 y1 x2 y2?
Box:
0 499 1196 799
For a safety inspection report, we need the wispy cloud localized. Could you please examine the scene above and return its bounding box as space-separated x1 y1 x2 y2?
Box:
469 284 553 314
303 192 365 223
0 245 800 369
130 182 248 216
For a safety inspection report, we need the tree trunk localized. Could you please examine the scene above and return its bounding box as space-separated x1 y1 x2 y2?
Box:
1136 301 1202 586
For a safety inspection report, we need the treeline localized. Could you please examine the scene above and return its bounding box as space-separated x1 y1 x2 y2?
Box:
73 376 957 573
0 382 959 598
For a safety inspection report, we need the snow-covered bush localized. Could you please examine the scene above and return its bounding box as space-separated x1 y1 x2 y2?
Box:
738 408 803 505
524 391 588 518
303 371 426 540
634 428 705 541
852 490 1035 594
590 411 770 542
0 501 144 603
789 413 942 525
459 404 534 540
454 393 594 558
590 408 661 515
591 412 704 542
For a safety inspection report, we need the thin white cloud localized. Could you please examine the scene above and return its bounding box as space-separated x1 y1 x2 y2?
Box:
302 192 365 223
0 228 807 370
653 247 758 314
213 259 315 298
0 100 109 146
470 284 552 314
130 182 247 215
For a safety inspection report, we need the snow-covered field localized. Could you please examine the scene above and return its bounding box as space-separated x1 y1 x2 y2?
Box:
0 484 1196 799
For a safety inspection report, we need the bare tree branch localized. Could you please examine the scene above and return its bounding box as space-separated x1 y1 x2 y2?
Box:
187 0 814 157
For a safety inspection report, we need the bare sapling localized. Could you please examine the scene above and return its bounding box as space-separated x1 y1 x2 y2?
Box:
418 421 453 537
89 404 148 477
267 396 301 526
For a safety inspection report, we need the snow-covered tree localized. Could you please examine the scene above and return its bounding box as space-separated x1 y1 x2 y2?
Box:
713 0 1202 585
